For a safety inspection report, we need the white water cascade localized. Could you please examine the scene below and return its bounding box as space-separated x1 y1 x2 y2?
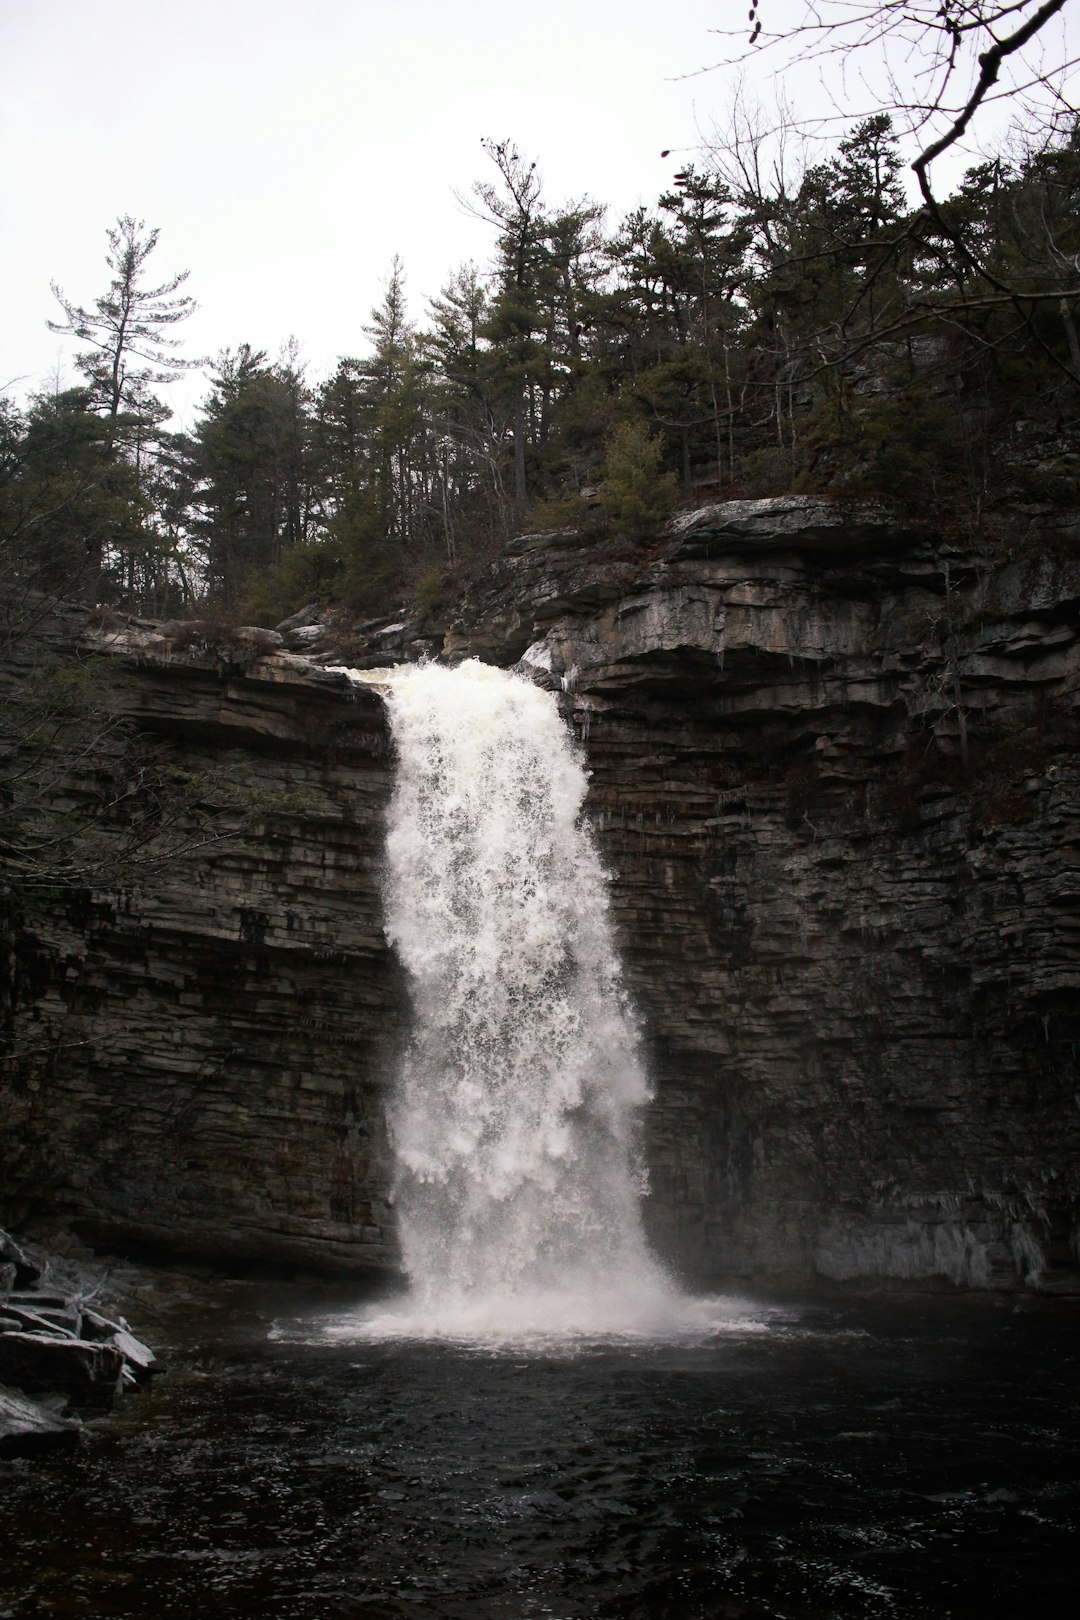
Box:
373 658 678 1338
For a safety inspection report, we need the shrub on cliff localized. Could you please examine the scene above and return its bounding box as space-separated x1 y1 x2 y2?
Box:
793 378 964 511
597 422 679 538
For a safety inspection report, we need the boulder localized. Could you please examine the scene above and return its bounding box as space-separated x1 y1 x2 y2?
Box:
0 1302 81 1338
81 1310 157 1381
276 602 322 632
0 1332 124 1409
0 1228 41 1287
0 1386 81 1457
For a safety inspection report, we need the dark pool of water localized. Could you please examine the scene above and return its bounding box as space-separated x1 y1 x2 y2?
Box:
1 1284 1077 1618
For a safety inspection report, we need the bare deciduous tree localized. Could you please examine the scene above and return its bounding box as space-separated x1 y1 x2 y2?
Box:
704 2 1076 205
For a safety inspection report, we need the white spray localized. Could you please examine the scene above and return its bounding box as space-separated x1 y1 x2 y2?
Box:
377 659 675 1337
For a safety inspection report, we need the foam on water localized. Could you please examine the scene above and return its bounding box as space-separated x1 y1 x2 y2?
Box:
303 1289 780 1350
331 658 730 1344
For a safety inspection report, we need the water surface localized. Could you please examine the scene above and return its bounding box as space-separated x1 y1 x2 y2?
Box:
2 1282 1076 1618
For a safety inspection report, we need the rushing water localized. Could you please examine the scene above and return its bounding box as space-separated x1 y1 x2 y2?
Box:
361 658 677 1341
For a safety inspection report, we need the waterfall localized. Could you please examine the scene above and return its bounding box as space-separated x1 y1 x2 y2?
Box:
375 658 676 1337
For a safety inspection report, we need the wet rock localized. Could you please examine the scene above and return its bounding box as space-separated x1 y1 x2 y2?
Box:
0 1386 81 1457
1 611 400 1275
433 500 1080 1291
0 1302 81 1338
79 1305 125 1340
0 1231 161 1430
0 1229 41 1288
0 1332 124 1408
81 1311 157 1381
4 1290 73 1312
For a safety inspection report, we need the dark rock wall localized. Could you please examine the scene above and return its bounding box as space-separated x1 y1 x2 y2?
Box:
2 629 403 1274
482 502 1079 1291
2 499 1078 1290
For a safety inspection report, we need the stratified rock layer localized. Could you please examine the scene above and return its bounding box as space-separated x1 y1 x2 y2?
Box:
472 501 1080 1290
2 499 1078 1290
2 614 402 1273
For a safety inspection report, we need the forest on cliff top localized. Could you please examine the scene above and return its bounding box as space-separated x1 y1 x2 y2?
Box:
3 109 1079 631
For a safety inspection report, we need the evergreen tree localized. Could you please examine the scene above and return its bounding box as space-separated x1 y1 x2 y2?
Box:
428 264 508 550
194 346 314 611
44 217 200 600
656 166 753 486
362 259 432 554
48 216 199 431
471 140 548 511
0 389 147 603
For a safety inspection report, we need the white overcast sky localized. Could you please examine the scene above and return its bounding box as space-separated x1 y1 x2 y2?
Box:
2 0 1076 430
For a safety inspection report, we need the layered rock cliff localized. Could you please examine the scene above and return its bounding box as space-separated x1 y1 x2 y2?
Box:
444 500 1080 1291
1 606 402 1273
2 499 1078 1290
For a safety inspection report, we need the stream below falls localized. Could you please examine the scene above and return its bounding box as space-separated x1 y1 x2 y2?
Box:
1 1281 1077 1619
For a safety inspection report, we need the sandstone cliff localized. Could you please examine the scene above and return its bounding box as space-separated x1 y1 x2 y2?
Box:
2 499 1078 1291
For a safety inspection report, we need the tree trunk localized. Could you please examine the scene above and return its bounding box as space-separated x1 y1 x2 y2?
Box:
513 390 527 509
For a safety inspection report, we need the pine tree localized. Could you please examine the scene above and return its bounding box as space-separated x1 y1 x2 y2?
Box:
195 346 314 611
467 141 552 511
48 216 199 431
44 217 201 599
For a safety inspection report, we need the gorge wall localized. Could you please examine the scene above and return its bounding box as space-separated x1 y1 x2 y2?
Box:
1 607 403 1274
2 498 1078 1291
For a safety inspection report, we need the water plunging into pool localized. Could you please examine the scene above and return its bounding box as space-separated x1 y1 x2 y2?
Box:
366 658 686 1340
6 664 1072 1620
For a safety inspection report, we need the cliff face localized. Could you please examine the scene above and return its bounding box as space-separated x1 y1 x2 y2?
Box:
440 499 1080 1291
2 499 1078 1291
1 610 402 1273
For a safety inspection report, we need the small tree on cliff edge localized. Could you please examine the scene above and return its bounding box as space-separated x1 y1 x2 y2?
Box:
598 421 679 537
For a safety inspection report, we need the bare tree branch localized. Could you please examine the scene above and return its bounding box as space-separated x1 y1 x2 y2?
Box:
698 1 1076 188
